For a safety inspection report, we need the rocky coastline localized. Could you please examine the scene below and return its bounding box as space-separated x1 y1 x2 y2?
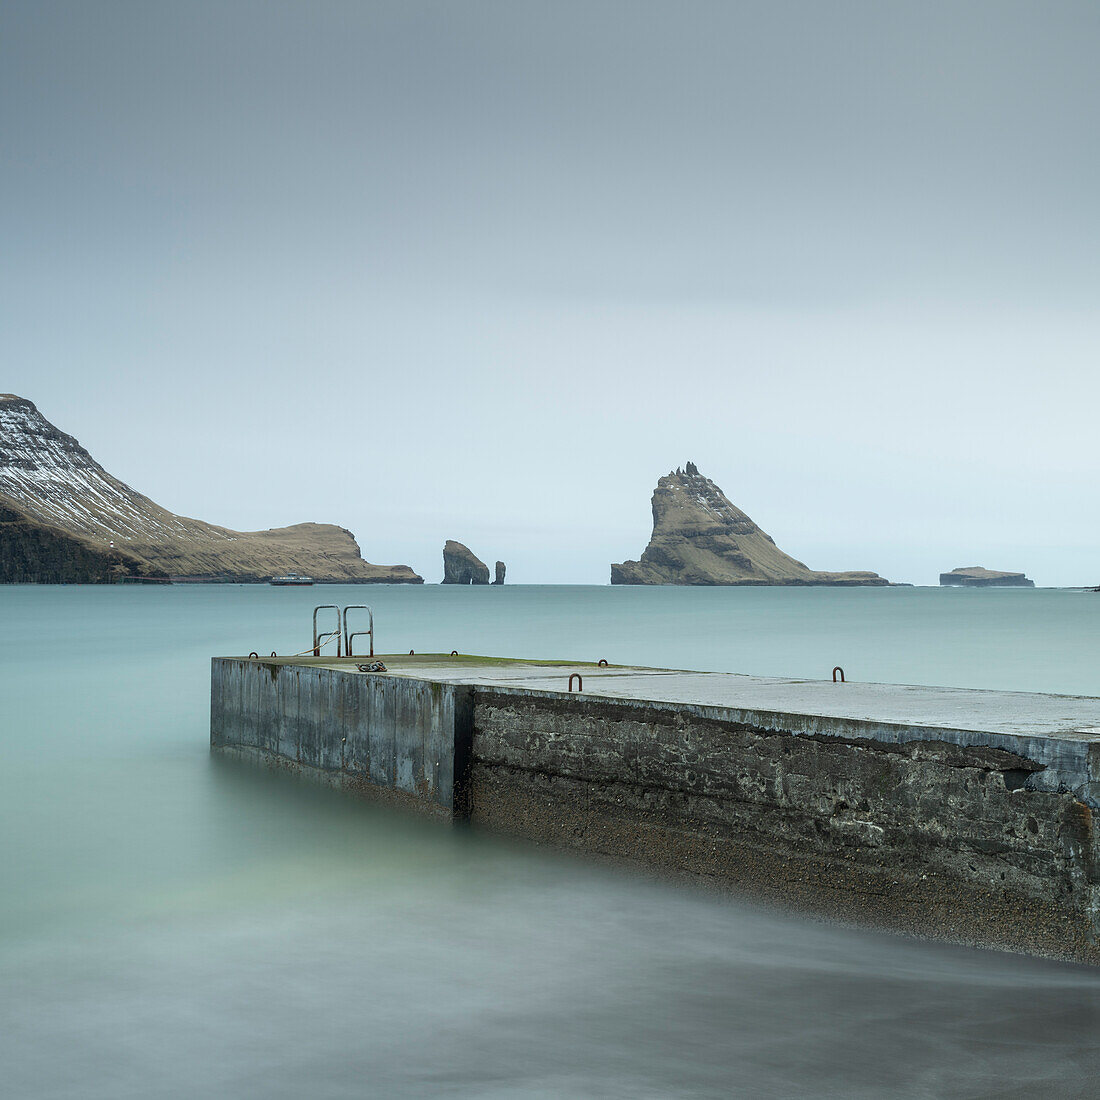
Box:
0 395 423 585
0 400 1071 588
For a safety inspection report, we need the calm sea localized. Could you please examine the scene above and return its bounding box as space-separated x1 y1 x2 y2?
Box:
3 584 1100 1098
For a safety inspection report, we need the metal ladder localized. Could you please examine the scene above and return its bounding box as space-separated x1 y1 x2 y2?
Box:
311 605 375 657
343 605 374 657
312 605 343 656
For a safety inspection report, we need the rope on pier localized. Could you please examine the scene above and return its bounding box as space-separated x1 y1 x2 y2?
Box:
288 631 341 657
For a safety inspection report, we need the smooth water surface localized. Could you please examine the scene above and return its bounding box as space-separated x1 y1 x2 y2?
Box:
3 584 1100 1098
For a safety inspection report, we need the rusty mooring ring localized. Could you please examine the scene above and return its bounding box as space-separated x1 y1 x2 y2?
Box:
248 651 258 659
598 659 608 667
409 650 415 655
270 651 277 657
832 666 845 683
451 650 458 656
569 673 583 692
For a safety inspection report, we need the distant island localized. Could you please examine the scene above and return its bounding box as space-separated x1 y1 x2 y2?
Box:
611 462 889 586
0 395 422 584
940 566 1034 588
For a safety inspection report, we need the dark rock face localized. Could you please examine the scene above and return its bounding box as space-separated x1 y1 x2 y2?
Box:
940 566 1035 587
0 394 423 584
442 540 490 584
611 462 888 586
493 561 506 585
0 504 166 584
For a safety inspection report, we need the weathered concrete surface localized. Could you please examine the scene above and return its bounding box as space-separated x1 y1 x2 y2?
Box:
469 690 1100 962
211 654 1100 962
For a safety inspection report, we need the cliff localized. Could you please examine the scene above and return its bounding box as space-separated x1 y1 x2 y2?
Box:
0 395 423 584
940 566 1035 588
442 540 490 584
611 462 888 586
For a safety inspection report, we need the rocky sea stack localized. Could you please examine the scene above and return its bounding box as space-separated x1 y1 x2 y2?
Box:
940 566 1035 588
611 462 888 586
0 395 423 584
442 540 490 584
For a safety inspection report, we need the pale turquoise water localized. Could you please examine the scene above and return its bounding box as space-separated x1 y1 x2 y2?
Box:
3 584 1100 1098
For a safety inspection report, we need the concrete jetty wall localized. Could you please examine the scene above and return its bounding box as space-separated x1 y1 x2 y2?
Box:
211 657 1100 963
210 658 472 819
470 690 1099 961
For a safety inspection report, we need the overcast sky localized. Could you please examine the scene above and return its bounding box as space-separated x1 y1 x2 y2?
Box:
3 1 1098 584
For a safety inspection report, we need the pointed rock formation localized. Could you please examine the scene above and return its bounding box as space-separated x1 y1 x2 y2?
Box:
611 463 888 586
442 540 490 584
0 394 423 584
493 560 506 585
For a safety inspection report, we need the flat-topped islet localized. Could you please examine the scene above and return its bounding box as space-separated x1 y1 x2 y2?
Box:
940 566 1035 587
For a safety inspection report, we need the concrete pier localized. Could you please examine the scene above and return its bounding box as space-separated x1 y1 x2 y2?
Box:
211 654 1100 963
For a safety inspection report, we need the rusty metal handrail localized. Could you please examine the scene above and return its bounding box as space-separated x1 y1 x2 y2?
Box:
343 605 374 657
312 605 342 657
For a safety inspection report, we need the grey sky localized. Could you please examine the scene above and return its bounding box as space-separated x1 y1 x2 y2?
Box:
3 1 1098 584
